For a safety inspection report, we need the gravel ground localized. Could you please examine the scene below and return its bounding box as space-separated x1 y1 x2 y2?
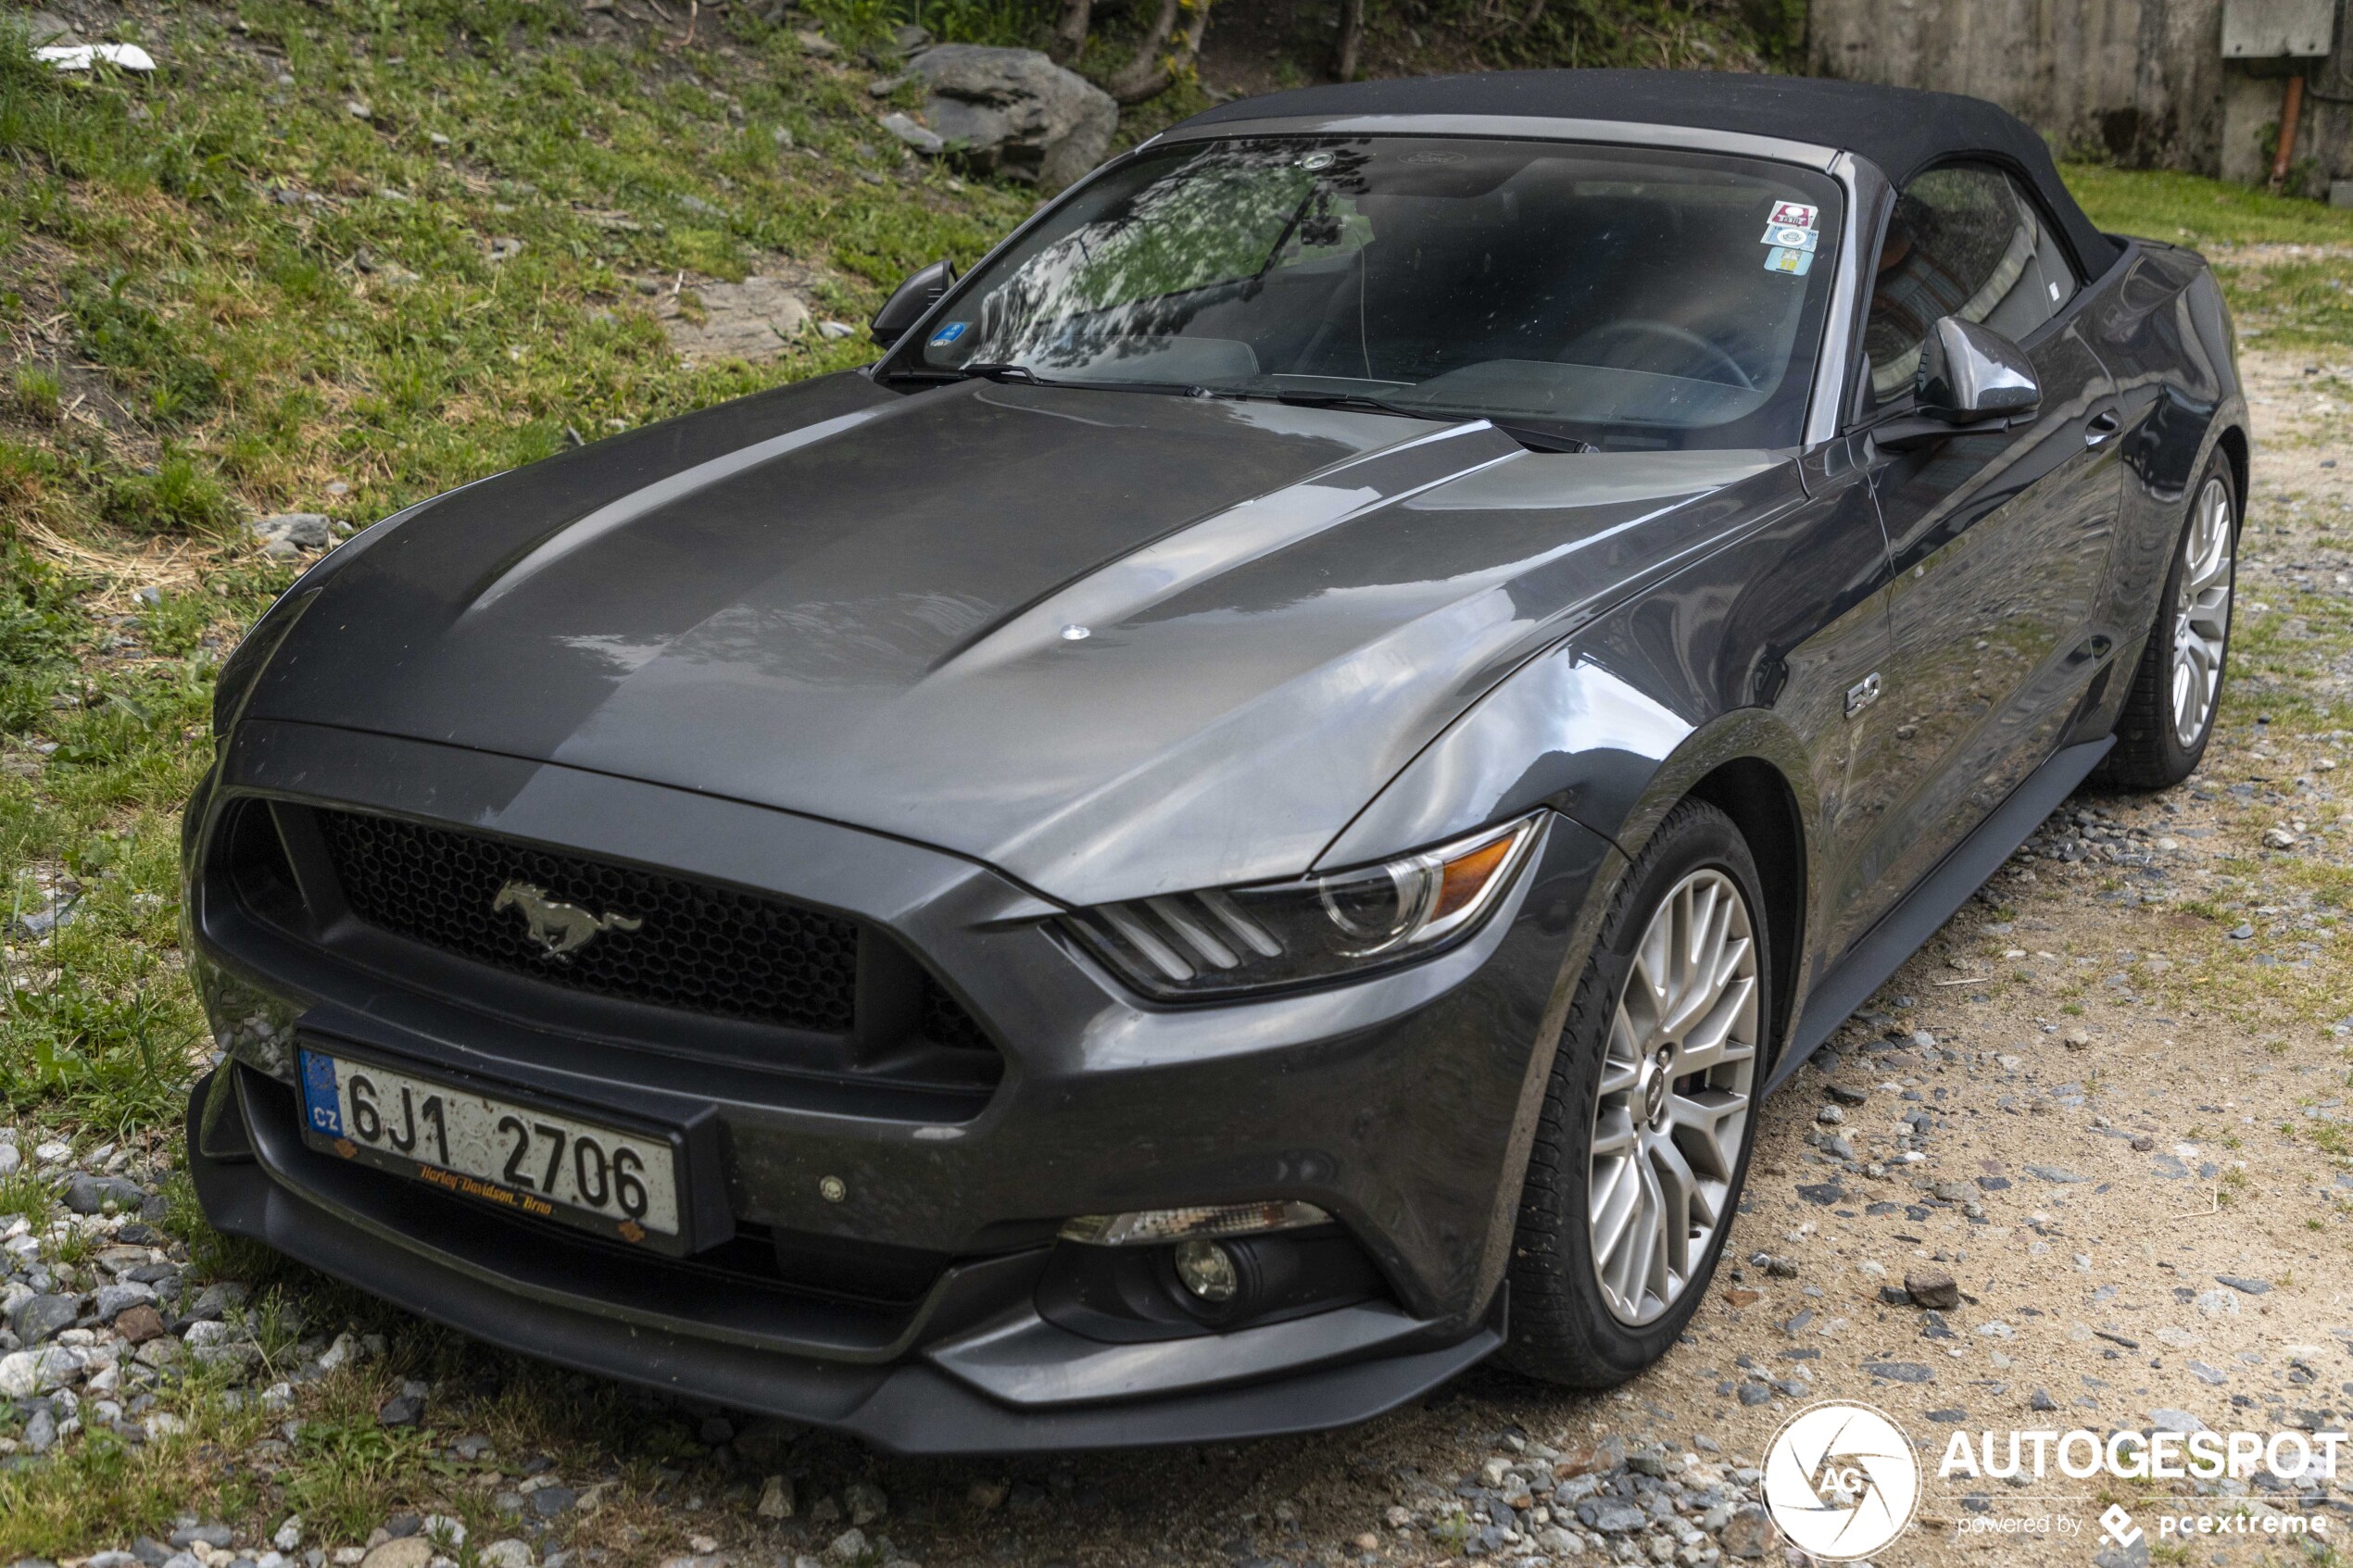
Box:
3 348 2349 1568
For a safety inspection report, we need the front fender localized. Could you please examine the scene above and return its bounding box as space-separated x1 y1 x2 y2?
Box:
1319 643 1818 869
1318 644 1824 1289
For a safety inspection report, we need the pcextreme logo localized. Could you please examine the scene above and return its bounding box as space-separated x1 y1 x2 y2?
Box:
1761 1400 1922 1561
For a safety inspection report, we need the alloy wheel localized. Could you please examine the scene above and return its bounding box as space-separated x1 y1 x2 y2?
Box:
1586 868 1759 1324
2171 473 2234 748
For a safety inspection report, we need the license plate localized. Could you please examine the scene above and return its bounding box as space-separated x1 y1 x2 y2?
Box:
296 1047 681 1245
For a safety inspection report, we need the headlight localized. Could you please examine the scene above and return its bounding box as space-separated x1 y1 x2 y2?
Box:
1065 814 1542 999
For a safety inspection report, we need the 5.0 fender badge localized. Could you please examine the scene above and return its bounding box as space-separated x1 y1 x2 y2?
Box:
494 880 643 960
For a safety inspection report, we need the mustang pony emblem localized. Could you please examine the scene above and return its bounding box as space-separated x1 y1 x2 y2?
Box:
493 881 642 960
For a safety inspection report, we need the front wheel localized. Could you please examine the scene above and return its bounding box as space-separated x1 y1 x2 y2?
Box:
2099 455 2237 789
1501 800 1768 1386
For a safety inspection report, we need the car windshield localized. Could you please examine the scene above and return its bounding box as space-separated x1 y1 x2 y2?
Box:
901 135 1843 451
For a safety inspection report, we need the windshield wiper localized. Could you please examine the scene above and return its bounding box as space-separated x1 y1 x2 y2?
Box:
1267 388 1593 452
1269 387 1445 419
1491 423 1595 454
947 363 1232 400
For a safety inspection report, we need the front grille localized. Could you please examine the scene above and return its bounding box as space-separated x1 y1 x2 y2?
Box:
314 808 860 1033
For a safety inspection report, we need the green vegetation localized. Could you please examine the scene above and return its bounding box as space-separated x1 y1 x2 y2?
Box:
2065 163 2353 351
0 4 1051 1543
2065 163 2353 249
0 0 1040 1152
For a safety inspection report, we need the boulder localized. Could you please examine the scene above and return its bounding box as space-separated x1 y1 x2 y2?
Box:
904 45 1115 192
24 10 81 47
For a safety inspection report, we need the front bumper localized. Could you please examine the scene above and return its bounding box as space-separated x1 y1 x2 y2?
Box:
182 721 1611 1450
187 1067 1504 1451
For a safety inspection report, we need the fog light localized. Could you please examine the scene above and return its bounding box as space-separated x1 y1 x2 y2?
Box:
1173 1238 1239 1302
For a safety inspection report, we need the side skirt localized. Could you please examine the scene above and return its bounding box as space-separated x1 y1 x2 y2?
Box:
1766 735 2115 1096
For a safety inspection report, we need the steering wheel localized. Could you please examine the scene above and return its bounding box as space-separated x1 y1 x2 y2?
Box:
1570 320 1755 390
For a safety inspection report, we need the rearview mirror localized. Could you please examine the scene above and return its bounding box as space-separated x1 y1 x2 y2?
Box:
869 258 957 349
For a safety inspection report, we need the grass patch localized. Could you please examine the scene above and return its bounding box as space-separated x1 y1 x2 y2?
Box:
2062 164 2353 351
9 365 62 421
2064 164 2353 249
0 0 1047 1149
101 451 242 536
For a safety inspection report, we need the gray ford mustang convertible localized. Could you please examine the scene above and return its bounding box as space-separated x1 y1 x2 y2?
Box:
182 70 2247 1451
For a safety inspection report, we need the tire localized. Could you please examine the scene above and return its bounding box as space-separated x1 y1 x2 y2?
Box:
1501 799 1770 1387
2097 453 2238 790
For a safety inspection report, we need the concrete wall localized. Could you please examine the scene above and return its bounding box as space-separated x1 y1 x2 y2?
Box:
1806 0 2353 194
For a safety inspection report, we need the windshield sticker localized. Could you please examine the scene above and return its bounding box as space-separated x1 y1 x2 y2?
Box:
928 321 970 346
1768 200 1819 230
1760 222 1818 252
1763 246 1815 276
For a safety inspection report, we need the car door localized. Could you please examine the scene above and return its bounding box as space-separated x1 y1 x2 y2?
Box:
1854 164 2124 907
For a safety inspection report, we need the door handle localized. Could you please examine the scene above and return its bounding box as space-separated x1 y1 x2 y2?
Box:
2084 408 2122 446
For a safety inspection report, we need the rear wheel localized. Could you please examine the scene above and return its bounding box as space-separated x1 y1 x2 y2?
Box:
1502 800 1768 1386
2100 454 2237 789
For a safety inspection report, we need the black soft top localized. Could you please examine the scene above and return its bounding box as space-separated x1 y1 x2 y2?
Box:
1172 69 2122 278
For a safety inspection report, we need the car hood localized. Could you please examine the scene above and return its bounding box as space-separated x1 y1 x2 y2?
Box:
251 374 1784 904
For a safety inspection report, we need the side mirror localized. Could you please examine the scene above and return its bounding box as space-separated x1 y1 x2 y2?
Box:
869 258 957 349
1873 316 2040 450
1917 316 2039 422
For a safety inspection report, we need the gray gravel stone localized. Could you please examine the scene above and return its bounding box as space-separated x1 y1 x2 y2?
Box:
24 1406 57 1452
8 1295 81 1345
189 1282 249 1321
63 1173 147 1214
1904 1268 1959 1309
94 1283 157 1323
877 112 943 155
1581 1499 1646 1534
1718 1507 1775 1559
247 514 333 552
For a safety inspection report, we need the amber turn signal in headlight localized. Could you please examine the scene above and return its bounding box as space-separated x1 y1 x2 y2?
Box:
1064 815 1542 999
